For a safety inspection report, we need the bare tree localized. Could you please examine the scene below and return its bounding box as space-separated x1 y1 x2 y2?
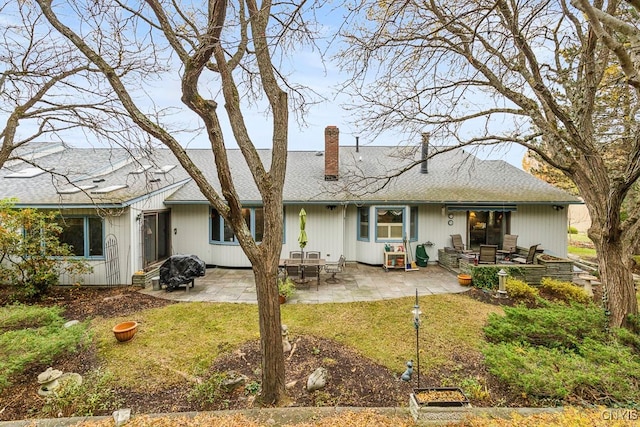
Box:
0 1 151 169
34 0 318 404
340 0 640 327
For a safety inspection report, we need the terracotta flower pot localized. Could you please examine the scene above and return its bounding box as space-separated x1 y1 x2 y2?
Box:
113 321 138 342
457 274 472 286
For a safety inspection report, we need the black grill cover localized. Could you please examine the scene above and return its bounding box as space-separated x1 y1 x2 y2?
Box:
159 255 206 291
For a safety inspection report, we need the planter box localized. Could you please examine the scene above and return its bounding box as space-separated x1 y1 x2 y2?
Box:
412 387 470 407
131 267 160 288
409 387 471 423
438 249 459 271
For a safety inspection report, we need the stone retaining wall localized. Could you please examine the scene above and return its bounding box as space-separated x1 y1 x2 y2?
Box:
454 253 574 286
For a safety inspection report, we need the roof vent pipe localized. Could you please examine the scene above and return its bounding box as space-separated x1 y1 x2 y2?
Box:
356 136 359 153
420 133 430 174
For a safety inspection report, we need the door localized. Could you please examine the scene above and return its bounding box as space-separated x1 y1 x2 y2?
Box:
143 211 171 268
467 210 510 251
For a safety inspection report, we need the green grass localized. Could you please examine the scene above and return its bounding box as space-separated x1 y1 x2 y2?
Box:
92 294 501 391
567 246 597 258
566 233 593 244
0 304 91 390
567 233 597 259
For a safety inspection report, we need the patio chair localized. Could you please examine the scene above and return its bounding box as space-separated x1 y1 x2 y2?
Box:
325 255 346 283
513 244 539 264
302 264 321 289
285 264 300 280
306 251 321 259
497 234 518 258
450 234 472 253
289 251 303 259
478 245 497 264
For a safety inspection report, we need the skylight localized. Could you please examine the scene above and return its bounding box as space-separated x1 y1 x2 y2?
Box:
5 167 46 178
154 165 176 174
57 184 98 194
130 165 152 174
91 184 128 194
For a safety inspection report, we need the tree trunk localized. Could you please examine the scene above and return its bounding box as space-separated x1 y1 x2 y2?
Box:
251 257 285 404
593 238 638 328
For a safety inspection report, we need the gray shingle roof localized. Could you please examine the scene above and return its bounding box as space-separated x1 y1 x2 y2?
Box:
2 146 191 207
1 144 579 207
167 145 578 204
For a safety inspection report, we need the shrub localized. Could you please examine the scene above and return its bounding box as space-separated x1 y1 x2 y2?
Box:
483 303 607 349
471 266 526 290
483 299 640 406
277 277 296 298
540 277 591 305
484 340 640 404
0 305 90 391
505 278 538 302
0 200 92 298
40 369 121 417
568 226 578 234
189 372 229 405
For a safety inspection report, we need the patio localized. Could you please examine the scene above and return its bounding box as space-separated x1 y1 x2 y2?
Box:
140 262 468 303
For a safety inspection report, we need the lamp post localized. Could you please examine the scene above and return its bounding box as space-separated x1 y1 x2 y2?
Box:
411 289 422 388
497 269 508 298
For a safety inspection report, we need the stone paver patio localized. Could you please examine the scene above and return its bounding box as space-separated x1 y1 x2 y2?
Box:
140 262 469 303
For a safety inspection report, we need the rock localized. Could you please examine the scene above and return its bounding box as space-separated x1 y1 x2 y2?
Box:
222 371 249 392
306 367 328 392
64 320 80 328
59 372 83 387
285 380 298 390
113 408 131 427
38 367 63 384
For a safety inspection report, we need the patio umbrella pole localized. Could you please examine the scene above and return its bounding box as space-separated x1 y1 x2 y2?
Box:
299 208 308 282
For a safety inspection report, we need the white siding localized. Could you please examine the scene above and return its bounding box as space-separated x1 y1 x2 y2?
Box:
168 202 569 268
511 205 568 257
59 187 184 286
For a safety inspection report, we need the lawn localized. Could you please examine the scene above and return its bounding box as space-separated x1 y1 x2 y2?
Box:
4 285 640 426
91 294 502 390
567 232 597 259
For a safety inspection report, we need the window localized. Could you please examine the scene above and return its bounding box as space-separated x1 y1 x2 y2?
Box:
211 207 264 243
58 216 104 258
357 207 369 241
410 206 418 241
376 208 404 241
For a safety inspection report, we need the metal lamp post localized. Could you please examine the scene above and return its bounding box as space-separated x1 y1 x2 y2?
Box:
411 289 422 388
497 269 508 298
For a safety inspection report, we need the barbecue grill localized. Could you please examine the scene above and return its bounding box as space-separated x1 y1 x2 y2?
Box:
159 254 206 292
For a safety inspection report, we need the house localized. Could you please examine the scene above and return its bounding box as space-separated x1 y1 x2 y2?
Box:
1 127 580 285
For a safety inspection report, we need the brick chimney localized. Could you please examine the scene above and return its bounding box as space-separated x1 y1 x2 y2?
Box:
324 125 339 181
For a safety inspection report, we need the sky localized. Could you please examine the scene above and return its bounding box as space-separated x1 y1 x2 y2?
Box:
3 1 527 170
164 4 528 169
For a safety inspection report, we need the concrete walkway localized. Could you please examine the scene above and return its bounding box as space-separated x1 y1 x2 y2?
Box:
140 263 469 303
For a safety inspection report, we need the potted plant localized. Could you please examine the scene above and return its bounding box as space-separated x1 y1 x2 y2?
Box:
278 277 296 303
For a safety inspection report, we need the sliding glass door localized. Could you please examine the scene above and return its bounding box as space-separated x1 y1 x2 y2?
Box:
143 211 171 268
467 210 510 251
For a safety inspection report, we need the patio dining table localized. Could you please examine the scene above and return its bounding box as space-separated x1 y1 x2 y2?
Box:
279 258 326 284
